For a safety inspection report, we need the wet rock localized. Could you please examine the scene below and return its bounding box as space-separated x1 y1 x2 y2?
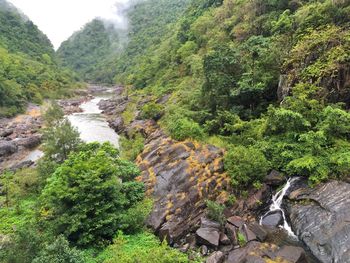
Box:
0 141 18 157
287 180 350 263
196 227 220 247
219 233 231 245
275 246 306 263
260 211 283 227
248 223 267 242
206 251 225 263
265 170 285 186
109 116 124 133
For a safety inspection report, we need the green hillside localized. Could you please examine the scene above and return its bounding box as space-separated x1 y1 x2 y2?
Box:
57 0 191 84
0 0 77 117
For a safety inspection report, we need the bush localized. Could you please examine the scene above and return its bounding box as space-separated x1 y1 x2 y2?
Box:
120 133 145 161
32 236 84 263
167 117 205 141
224 146 270 187
205 200 225 225
39 142 145 246
140 102 164 120
102 232 192 263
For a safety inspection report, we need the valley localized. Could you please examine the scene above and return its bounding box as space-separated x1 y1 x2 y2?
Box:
0 0 350 262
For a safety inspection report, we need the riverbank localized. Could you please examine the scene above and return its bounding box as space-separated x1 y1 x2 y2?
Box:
0 85 114 172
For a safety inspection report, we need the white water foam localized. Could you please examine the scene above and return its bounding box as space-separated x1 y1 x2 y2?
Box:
260 177 299 238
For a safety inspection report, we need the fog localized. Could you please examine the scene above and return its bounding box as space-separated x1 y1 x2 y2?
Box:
6 0 141 49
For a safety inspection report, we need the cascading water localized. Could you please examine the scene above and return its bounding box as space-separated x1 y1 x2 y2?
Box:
260 177 299 238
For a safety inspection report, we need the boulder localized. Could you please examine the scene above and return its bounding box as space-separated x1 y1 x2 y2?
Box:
287 180 350 263
248 223 268 242
201 217 221 229
226 241 261 263
200 245 208 256
109 116 124 133
219 233 231 245
9 160 34 172
225 223 238 246
260 211 283 227
275 246 306 263
16 135 41 149
242 224 257 242
196 227 220 247
227 216 245 228
206 251 225 263
0 129 13 138
0 141 18 157
264 170 285 186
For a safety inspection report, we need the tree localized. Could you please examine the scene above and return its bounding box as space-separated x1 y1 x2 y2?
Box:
32 236 84 263
39 143 144 246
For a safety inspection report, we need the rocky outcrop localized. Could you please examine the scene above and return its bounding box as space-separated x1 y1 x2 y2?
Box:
287 180 350 263
135 121 230 243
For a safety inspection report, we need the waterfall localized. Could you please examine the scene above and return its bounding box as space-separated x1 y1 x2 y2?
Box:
260 177 299 238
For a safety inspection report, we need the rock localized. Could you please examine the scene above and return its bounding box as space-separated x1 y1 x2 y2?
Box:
260 211 283 227
0 141 18 157
136 122 230 242
226 241 261 263
275 246 306 263
264 170 285 186
179 243 190 253
219 233 231 245
16 135 41 149
227 216 245 228
109 116 124 133
9 160 34 172
242 224 257 242
0 129 13 138
248 223 268 242
206 251 225 263
225 223 238 246
287 180 350 263
200 245 208 256
201 217 221 229
196 227 220 247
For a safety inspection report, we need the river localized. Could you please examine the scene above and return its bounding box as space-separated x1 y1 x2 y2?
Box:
67 90 119 148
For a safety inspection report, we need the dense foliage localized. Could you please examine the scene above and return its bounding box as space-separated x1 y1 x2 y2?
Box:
0 0 79 117
101 0 350 187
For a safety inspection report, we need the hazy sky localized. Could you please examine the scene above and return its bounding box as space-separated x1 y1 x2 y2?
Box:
7 0 130 49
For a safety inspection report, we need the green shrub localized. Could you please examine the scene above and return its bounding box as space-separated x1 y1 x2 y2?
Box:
205 200 225 225
167 117 205 141
120 133 145 161
32 235 84 263
140 102 164 120
101 232 193 263
39 142 145 247
224 146 270 187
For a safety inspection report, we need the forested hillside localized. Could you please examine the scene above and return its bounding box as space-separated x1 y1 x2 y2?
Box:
115 0 350 186
57 0 191 83
0 0 78 117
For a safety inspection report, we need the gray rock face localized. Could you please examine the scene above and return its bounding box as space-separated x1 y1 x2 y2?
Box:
0 141 18 157
264 170 285 186
276 246 306 263
206 251 225 263
287 180 350 263
260 210 283 227
109 116 124 133
196 227 220 247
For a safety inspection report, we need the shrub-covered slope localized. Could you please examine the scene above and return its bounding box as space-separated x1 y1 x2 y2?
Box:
0 0 78 117
113 0 350 186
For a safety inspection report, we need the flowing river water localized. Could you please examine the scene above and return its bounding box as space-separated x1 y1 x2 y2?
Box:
67 91 119 147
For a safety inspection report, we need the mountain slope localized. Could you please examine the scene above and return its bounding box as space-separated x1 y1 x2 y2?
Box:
0 0 77 117
57 0 191 84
